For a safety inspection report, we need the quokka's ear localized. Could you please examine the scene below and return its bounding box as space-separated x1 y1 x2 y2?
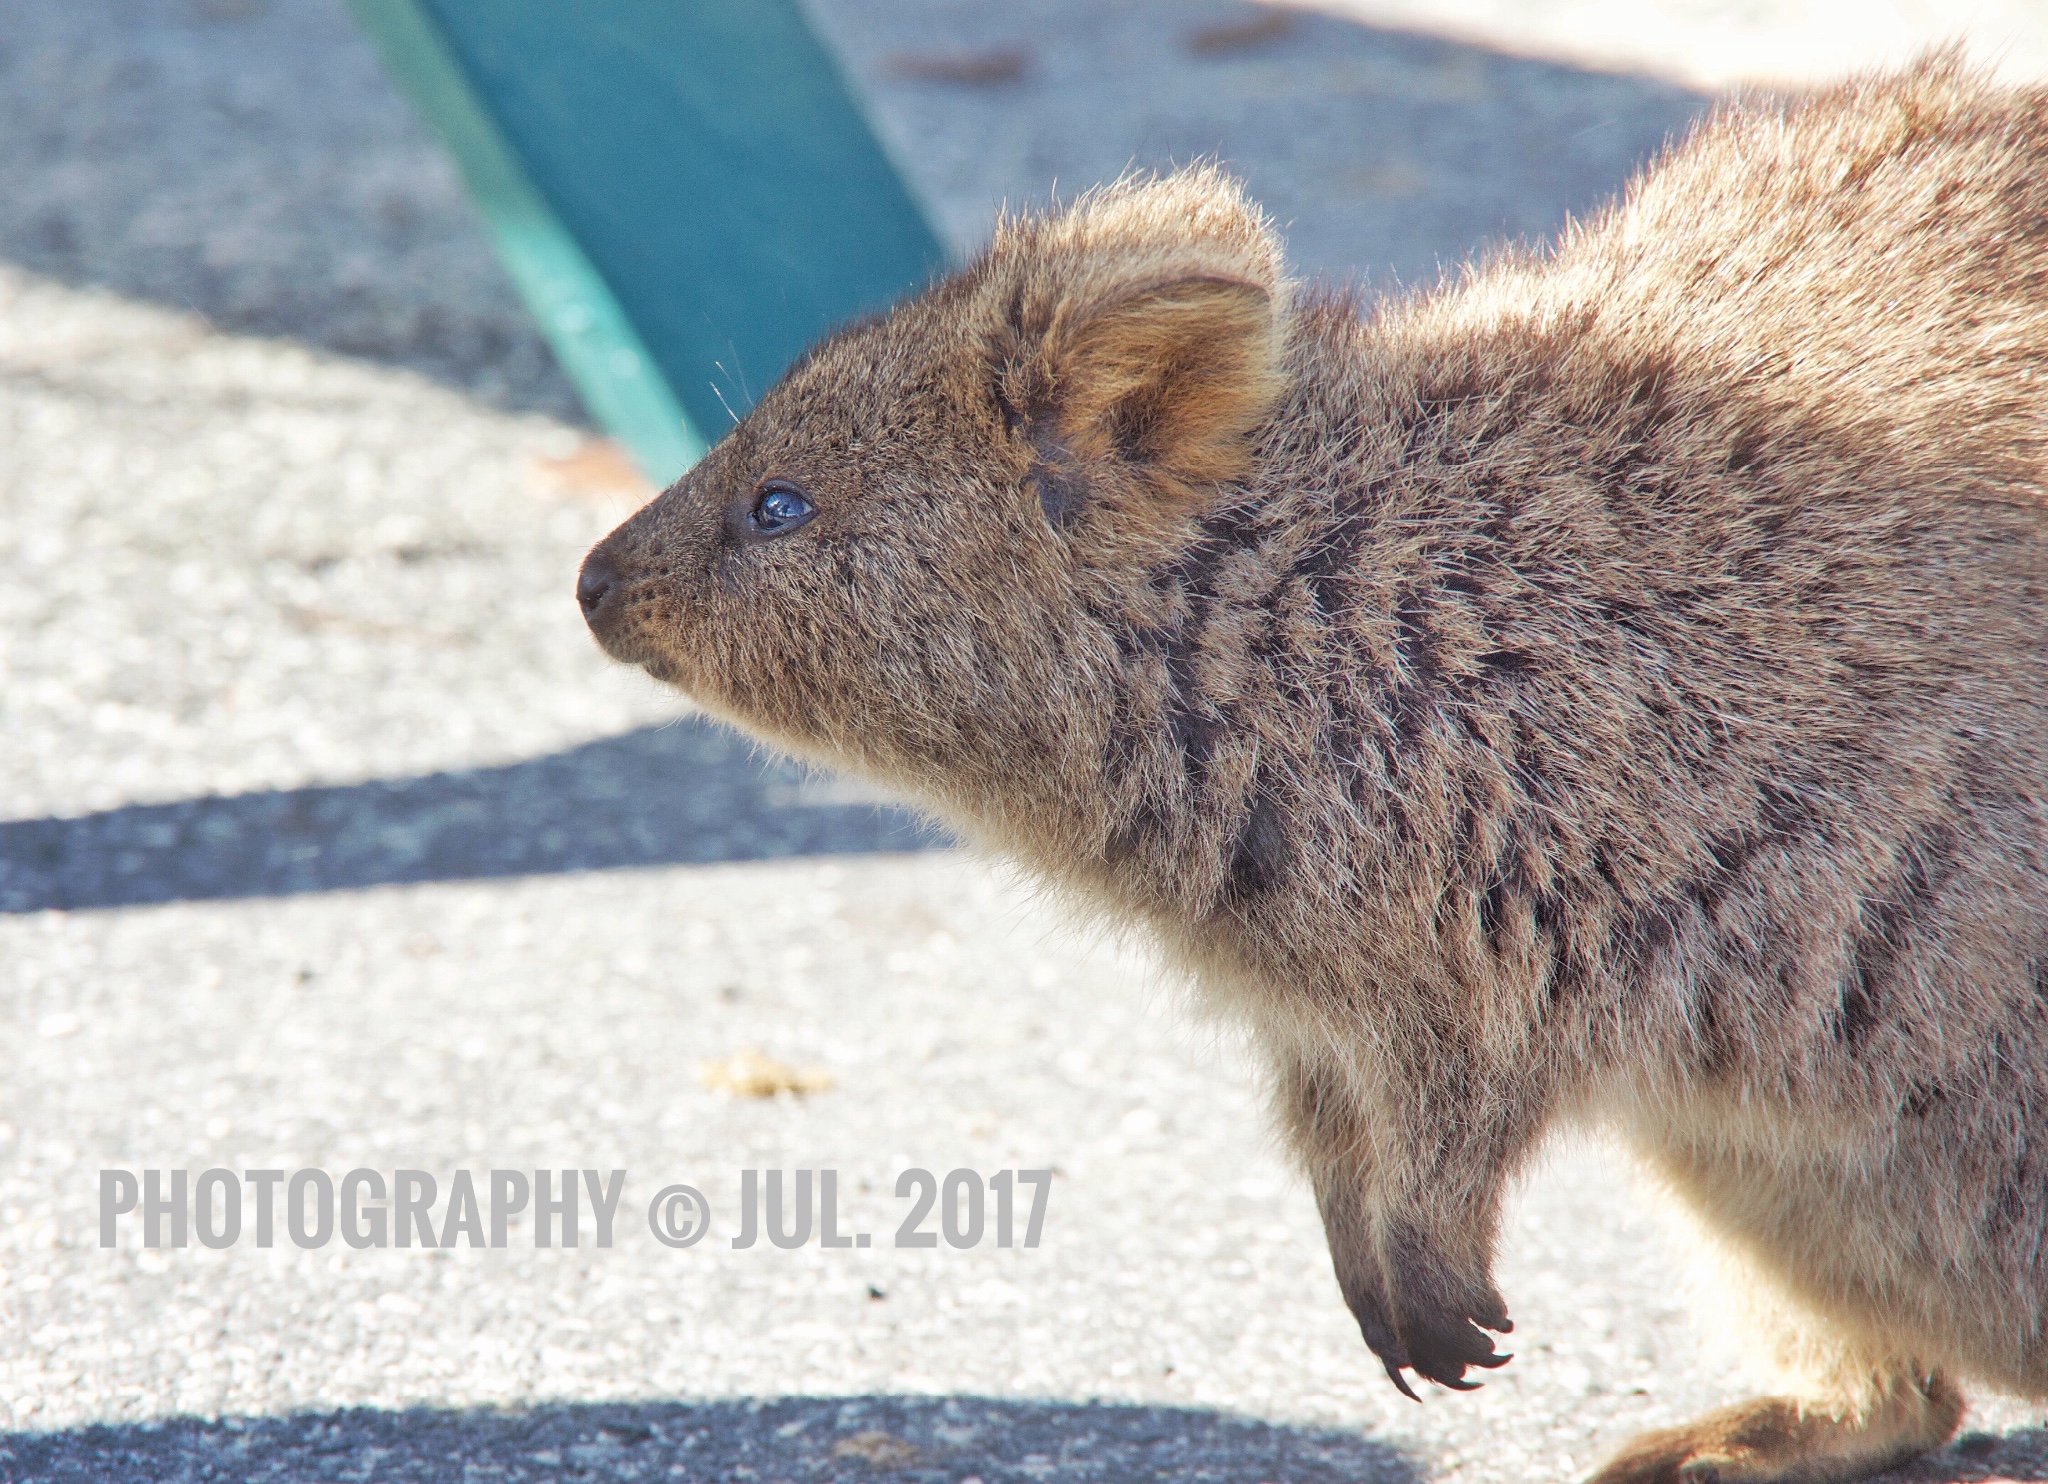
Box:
1013 277 1280 495
988 170 1287 520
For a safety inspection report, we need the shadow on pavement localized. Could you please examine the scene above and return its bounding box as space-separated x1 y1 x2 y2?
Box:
0 1395 1423 1483
0 720 944 914
7 1399 2041 1484
1894 1425 2048 1483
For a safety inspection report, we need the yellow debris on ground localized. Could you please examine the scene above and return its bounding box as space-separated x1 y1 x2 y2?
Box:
697 1047 837 1098
831 1431 921 1468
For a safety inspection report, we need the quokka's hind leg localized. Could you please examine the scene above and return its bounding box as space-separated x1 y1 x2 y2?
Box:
1584 1369 1964 1484
1586 1164 1969 1484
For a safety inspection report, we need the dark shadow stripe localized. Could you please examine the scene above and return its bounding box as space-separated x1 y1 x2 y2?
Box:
0 1395 1420 1484
1833 820 1960 1048
0 721 946 913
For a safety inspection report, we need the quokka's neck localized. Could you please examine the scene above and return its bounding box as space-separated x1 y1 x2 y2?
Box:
983 300 1647 936
915 297 1623 920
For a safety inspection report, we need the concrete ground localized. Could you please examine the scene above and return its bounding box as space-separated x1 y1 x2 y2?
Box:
0 2 2043 1482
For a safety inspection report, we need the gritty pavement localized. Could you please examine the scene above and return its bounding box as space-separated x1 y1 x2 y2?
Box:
0 3 2043 1483
1293 0 2048 90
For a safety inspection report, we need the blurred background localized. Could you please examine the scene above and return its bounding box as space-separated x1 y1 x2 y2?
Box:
1 3 2044 1482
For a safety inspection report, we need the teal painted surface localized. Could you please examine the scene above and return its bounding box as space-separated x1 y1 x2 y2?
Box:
356 0 948 475
347 0 706 483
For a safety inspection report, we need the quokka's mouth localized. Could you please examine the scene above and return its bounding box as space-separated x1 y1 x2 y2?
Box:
588 616 688 689
637 650 687 687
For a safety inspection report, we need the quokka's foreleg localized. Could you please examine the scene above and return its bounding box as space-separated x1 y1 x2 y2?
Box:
1275 1045 1539 1396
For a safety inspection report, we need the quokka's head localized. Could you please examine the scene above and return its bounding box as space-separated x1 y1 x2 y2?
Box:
579 169 1288 795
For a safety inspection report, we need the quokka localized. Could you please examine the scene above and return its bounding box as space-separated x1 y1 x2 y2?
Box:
579 55 2047 1484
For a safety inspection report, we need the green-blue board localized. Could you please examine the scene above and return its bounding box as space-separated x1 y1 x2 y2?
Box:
348 0 948 484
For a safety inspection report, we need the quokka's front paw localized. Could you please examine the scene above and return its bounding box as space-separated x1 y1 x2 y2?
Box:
1346 1256 1514 1398
1383 1297 1513 1397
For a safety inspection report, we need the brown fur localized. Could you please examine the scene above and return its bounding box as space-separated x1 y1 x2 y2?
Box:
579 56 2048 1483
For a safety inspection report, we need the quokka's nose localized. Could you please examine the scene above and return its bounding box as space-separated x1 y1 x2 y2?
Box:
576 544 623 626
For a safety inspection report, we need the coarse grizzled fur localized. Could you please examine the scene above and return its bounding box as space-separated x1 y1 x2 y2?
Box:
580 55 2048 1484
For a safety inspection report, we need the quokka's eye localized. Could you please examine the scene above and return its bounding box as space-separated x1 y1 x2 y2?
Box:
749 481 816 536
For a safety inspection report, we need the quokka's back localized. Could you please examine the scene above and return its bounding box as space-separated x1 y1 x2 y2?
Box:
1430 51 2048 500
